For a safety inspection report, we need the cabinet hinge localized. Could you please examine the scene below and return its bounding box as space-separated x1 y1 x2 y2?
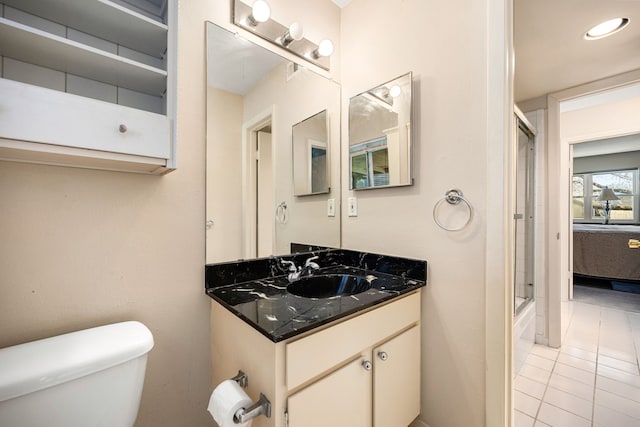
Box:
284 410 289 427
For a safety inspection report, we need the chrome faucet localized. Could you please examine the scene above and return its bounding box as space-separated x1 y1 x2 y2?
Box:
281 256 320 282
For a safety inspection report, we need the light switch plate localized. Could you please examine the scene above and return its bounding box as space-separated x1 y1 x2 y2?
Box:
348 197 357 217
327 199 335 217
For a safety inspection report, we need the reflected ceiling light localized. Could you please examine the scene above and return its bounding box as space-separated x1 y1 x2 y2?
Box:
584 18 630 40
389 85 401 98
312 39 334 58
281 22 304 47
247 0 270 26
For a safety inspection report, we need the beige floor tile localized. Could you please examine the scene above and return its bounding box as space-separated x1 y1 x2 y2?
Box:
521 364 552 385
515 390 541 418
598 346 637 365
514 409 535 427
560 345 597 363
594 404 640 427
515 375 547 400
597 375 640 404
553 362 595 387
549 373 594 402
598 354 640 375
536 402 590 427
516 297 640 425
526 353 556 371
543 387 592 420
595 388 640 419
531 344 560 361
597 365 640 388
557 353 596 373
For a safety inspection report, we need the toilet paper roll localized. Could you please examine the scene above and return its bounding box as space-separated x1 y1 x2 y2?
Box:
207 380 253 427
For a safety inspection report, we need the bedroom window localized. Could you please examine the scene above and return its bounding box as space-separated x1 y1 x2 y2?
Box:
572 169 638 223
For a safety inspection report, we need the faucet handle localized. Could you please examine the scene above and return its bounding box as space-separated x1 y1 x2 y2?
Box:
280 259 297 272
304 256 319 266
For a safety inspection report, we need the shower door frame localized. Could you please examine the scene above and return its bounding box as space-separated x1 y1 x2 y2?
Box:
514 107 537 316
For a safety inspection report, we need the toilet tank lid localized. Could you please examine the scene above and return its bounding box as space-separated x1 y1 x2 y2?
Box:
0 321 154 402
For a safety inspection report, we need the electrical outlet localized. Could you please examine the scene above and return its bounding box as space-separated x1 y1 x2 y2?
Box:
327 199 335 217
348 197 358 217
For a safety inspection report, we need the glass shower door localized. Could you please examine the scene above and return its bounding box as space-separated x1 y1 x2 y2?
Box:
514 115 535 315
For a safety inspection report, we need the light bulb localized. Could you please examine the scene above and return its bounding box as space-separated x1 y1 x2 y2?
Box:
389 85 401 98
281 22 304 46
250 0 270 24
289 22 304 41
314 39 334 58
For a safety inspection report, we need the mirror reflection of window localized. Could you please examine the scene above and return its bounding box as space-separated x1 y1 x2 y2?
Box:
350 137 390 188
351 153 369 189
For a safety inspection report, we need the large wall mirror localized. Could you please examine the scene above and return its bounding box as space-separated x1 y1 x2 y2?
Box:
205 22 341 264
349 72 413 190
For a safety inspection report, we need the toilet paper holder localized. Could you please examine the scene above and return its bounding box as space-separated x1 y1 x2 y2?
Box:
230 370 272 424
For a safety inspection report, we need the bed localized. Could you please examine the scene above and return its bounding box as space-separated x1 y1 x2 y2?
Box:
573 224 640 281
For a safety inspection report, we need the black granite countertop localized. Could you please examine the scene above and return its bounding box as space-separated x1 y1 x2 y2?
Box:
205 249 427 342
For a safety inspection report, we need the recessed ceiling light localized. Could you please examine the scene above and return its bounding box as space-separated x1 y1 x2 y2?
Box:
584 18 630 40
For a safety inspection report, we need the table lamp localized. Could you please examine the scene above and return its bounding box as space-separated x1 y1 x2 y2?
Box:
597 186 619 224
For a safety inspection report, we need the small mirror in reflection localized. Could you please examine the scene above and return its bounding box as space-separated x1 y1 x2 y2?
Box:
293 110 329 196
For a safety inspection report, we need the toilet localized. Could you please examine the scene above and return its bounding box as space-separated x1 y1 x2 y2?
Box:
0 321 154 427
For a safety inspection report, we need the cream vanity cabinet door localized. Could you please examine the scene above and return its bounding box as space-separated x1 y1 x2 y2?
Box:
373 325 421 427
287 356 372 427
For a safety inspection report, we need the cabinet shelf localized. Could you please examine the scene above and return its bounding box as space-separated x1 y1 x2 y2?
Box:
1 0 167 57
0 17 167 95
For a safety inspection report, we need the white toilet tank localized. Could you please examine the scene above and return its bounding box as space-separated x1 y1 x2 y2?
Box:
0 321 154 427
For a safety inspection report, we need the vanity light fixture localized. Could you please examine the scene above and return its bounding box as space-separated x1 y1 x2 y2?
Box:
232 0 332 70
584 17 630 40
281 22 304 47
247 0 271 26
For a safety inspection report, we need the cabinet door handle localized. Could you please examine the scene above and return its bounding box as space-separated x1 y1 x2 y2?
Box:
119 124 128 133
377 351 388 361
361 360 372 371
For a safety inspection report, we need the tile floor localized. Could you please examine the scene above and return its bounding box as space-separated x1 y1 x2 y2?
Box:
514 300 640 426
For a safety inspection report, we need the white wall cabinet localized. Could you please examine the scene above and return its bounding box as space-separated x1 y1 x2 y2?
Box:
0 0 177 174
210 291 422 427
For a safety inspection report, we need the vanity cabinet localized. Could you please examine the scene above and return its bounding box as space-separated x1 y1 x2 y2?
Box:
210 290 422 427
0 0 176 174
287 325 420 427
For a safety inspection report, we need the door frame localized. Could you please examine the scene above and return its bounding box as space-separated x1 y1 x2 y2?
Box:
546 70 640 347
241 106 276 259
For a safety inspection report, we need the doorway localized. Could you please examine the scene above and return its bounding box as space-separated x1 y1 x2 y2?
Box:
242 109 275 259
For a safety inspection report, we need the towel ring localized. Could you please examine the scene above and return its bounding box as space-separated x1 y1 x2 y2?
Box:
275 201 288 224
433 189 473 231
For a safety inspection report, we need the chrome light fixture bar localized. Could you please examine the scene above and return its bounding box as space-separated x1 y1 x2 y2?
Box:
232 0 332 71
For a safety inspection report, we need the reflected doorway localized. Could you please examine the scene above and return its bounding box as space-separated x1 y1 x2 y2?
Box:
242 110 275 259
